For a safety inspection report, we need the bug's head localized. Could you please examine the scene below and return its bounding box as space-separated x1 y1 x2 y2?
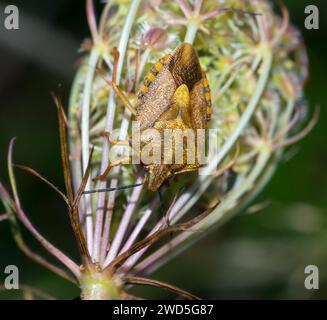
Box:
144 164 172 192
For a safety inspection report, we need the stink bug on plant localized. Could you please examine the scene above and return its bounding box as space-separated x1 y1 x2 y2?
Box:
93 43 212 192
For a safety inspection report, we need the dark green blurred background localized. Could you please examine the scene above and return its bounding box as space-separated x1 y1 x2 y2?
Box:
0 0 326 299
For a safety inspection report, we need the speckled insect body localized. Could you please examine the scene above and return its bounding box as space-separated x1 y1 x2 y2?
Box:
95 43 212 191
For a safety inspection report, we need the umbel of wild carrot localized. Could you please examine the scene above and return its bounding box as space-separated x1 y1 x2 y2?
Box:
0 0 316 300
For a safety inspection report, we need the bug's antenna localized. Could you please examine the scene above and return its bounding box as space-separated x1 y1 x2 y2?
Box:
83 182 144 194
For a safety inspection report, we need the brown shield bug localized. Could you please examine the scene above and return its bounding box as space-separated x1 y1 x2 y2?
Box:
93 43 212 192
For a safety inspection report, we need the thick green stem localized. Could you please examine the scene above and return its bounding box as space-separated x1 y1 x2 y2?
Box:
80 271 122 300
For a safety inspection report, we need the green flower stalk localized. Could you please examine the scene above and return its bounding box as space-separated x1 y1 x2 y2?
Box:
0 0 316 300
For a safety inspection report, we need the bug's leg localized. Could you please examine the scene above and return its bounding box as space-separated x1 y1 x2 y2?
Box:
111 82 137 115
93 156 132 181
100 48 137 115
170 165 200 177
100 131 130 146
